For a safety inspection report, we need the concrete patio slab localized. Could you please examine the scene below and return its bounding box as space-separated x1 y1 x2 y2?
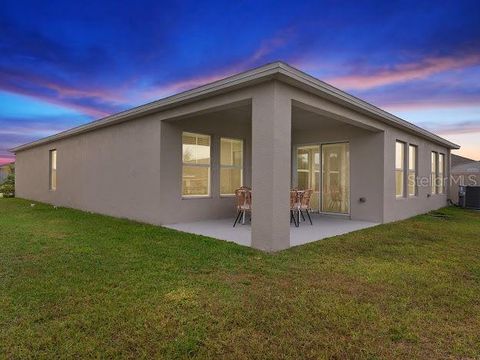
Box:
164 214 379 248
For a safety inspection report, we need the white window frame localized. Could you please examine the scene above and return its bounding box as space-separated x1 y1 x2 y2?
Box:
220 137 244 196
408 144 417 197
296 148 311 189
431 151 438 194
395 141 406 198
438 153 445 194
49 149 57 191
182 132 211 198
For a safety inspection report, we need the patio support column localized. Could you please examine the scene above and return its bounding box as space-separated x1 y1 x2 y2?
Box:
251 81 292 251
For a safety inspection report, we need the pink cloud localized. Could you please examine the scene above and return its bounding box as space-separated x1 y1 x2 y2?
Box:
0 69 126 118
417 120 480 136
43 81 126 104
379 98 480 112
326 55 480 90
0 155 15 166
2 29 293 120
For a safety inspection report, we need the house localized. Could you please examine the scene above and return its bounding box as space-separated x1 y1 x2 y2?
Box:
451 154 477 168
0 162 14 184
11 62 459 251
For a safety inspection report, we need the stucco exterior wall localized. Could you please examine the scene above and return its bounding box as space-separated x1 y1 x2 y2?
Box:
292 124 384 223
286 83 450 223
382 127 450 222
159 108 252 224
15 114 162 224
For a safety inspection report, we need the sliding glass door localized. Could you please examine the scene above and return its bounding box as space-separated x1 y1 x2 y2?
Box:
321 143 350 214
296 143 350 214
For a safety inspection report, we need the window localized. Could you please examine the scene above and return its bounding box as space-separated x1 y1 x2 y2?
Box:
296 146 320 211
408 145 417 196
395 141 405 197
431 152 438 194
49 149 57 191
297 147 311 191
182 132 210 196
438 153 445 194
220 138 243 195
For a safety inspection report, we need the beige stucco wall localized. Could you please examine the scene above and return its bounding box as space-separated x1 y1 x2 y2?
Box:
16 114 162 224
159 107 252 224
382 127 450 222
250 81 292 250
292 124 384 223
286 84 450 223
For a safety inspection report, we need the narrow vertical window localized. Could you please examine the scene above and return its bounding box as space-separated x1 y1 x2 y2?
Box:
395 141 405 197
182 132 211 197
438 153 445 194
408 145 417 196
49 149 57 191
431 152 438 194
297 148 310 190
220 138 243 195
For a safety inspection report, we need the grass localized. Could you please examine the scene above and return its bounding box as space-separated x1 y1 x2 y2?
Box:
1 199 479 359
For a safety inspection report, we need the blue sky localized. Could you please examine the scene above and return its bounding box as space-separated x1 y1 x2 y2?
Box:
1 0 479 164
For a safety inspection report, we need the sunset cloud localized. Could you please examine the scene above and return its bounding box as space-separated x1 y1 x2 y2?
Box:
326 55 480 90
421 120 480 135
0 114 90 164
0 156 15 165
0 27 294 119
381 98 480 112
0 67 126 118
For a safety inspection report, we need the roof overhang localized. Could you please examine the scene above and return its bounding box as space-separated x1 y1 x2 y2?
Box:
11 61 460 152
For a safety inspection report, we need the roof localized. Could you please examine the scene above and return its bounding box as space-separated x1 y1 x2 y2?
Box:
452 161 480 173
451 154 477 167
11 61 460 152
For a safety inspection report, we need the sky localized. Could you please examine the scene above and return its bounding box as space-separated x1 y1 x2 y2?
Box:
1 0 480 165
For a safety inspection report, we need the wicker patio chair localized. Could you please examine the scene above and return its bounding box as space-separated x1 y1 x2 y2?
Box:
299 189 313 225
233 187 252 227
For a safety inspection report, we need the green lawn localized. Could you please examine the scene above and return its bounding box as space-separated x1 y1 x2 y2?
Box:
1 199 479 359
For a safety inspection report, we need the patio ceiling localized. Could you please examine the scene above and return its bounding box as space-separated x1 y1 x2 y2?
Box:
167 100 377 134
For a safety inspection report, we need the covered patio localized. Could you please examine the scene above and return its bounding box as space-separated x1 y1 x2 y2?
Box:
159 79 385 251
164 214 378 248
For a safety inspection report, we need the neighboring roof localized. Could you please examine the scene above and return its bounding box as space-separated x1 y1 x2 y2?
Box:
11 61 460 152
452 161 480 173
451 154 477 167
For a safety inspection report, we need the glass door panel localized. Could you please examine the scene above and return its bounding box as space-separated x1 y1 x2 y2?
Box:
321 143 350 214
296 146 320 211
